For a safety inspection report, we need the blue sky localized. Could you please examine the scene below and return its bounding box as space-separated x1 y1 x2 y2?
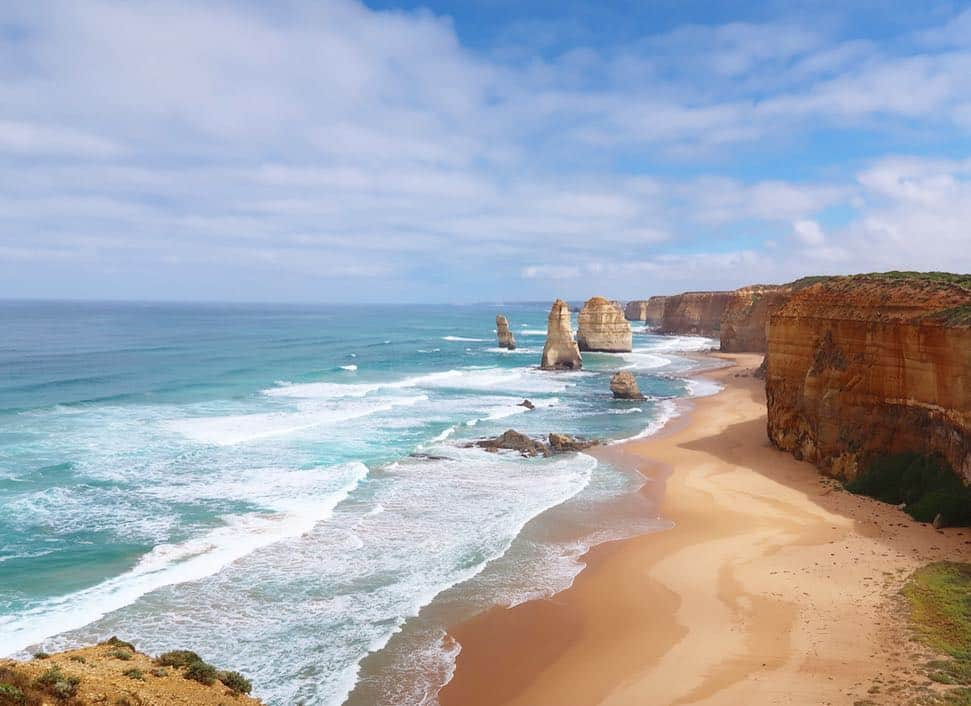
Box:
1 1 970 302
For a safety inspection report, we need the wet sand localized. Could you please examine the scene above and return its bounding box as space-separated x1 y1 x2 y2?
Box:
439 352 971 706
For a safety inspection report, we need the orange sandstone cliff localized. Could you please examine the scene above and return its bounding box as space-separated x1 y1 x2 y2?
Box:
765 273 971 482
658 291 732 337
720 284 793 353
624 297 667 326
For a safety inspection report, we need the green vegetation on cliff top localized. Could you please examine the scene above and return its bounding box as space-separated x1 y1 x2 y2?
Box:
792 271 971 291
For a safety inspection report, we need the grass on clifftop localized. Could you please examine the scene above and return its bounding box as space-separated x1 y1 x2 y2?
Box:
904 562 971 704
790 271 971 292
846 453 971 527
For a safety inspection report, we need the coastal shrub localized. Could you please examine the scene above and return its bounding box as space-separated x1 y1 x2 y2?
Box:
122 668 144 681
30 653 48 661
108 647 134 661
0 683 25 704
846 453 971 526
149 667 167 678
103 636 136 652
68 656 85 664
217 670 252 695
33 665 80 699
155 650 201 668
183 660 217 686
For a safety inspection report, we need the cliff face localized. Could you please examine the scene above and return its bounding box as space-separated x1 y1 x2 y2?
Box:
577 296 632 352
624 296 667 325
765 274 971 483
720 285 793 353
624 300 649 321
659 291 732 336
540 299 582 370
645 296 667 326
496 314 516 349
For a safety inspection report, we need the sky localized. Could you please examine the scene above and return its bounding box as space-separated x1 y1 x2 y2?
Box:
2 0 971 303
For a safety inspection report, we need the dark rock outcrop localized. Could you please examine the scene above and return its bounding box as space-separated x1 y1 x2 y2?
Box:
765 273 971 483
577 296 632 352
541 299 582 370
470 430 600 457
496 314 517 350
610 370 645 399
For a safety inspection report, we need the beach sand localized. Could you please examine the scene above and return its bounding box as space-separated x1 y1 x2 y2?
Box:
439 352 971 706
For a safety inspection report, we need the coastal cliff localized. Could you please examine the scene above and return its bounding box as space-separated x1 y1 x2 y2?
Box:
659 291 732 336
720 285 793 353
496 314 516 349
624 297 667 326
765 273 971 486
540 299 582 370
577 297 632 352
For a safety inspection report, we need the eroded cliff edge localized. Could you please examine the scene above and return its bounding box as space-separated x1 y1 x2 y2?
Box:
659 291 732 337
765 273 971 483
719 284 793 353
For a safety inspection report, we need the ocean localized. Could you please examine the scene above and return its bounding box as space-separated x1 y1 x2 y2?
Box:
0 300 718 705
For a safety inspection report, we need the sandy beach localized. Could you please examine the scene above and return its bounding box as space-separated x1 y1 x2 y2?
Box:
439 352 971 706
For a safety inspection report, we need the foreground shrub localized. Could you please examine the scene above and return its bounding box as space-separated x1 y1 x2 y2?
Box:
0 683 25 704
217 670 252 695
846 453 971 526
183 660 217 686
33 665 81 699
155 651 201 668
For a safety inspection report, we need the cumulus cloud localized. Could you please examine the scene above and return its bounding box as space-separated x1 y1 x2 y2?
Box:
0 1 969 301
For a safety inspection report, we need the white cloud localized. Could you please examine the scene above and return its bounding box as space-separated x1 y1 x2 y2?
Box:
793 220 826 246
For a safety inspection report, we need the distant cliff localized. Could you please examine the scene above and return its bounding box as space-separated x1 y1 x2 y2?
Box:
659 291 732 336
720 285 793 353
765 273 971 484
625 296 667 326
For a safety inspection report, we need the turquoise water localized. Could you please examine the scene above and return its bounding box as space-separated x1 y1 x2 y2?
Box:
0 301 717 705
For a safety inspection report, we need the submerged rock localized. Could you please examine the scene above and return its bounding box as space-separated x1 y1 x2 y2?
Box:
577 296 632 352
540 299 582 370
517 399 535 410
496 314 517 350
610 370 645 400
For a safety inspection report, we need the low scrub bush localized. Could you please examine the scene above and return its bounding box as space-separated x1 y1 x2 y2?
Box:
183 660 217 686
217 670 252 695
33 665 81 699
155 651 201 668
846 453 971 526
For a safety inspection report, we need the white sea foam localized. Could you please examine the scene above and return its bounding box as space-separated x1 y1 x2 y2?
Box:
611 399 680 444
608 407 643 415
686 377 723 397
166 395 427 445
0 462 368 658
339 364 358 372
518 328 547 336
441 336 486 342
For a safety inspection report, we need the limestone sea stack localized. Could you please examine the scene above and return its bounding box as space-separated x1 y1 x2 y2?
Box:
576 296 632 352
496 314 516 349
610 370 645 399
540 299 582 370
765 273 971 483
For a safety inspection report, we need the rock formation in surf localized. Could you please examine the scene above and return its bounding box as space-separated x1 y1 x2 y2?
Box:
470 429 598 456
576 296 632 352
610 370 645 400
659 291 732 337
540 299 582 370
720 285 794 353
765 273 971 484
496 314 516 349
